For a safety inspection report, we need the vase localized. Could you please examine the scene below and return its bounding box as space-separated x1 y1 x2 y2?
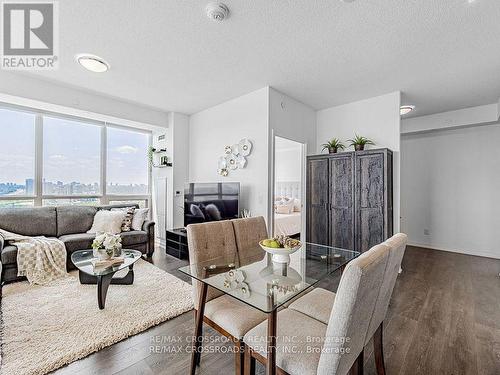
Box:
328 148 338 154
96 248 111 260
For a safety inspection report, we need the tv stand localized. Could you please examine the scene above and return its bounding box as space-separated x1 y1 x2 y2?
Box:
166 228 189 260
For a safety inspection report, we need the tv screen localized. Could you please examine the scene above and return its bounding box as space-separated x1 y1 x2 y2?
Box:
184 182 240 227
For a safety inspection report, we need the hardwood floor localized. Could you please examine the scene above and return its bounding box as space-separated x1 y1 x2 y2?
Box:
52 246 500 375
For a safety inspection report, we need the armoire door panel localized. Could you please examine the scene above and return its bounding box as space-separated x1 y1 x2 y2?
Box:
358 154 384 209
358 208 384 251
329 154 354 250
307 158 329 246
355 152 385 252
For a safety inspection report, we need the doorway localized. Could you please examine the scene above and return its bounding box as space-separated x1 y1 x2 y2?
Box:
272 136 305 240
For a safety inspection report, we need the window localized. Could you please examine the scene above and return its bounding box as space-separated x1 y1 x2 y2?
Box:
42 198 100 206
0 108 35 196
0 200 34 208
43 116 101 196
108 200 148 208
0 105 151 209
107 126 149 195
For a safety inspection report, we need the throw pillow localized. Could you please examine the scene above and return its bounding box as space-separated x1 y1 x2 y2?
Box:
87 210 126 235
111 207 136 232
205 203 222 221
190 204 205 219
132 208 149 231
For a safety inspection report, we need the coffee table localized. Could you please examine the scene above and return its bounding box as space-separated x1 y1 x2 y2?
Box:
71 249 142 309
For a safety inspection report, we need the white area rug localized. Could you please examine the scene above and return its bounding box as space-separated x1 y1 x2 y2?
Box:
0 260 194 375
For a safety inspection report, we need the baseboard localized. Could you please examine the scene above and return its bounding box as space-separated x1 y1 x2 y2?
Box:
407 242 500 260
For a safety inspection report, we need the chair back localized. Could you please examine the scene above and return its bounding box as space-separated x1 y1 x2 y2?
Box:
231 216 268 265
364 233 408 344
186 220 238 308
317 243 390 375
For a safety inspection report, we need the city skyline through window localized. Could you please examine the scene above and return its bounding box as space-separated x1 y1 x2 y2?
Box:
0 106 151 207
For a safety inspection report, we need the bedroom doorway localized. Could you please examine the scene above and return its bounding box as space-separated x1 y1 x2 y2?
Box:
272 136 305 240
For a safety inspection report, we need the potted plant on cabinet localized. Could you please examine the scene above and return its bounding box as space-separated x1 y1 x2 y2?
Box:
348 134 375 151
321 138 345 154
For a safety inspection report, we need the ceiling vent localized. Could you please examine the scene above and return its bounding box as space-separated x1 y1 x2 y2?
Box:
206 2 229 22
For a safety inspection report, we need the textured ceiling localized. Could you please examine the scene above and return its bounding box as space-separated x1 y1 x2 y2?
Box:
11 0 500 116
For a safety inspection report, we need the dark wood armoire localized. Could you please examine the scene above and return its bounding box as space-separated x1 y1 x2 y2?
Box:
306 148 393 252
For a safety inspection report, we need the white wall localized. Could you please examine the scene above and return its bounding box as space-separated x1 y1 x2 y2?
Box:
268 88 316 153
0 72 169 128
316 91 402 232
268 88 316 234
152 112 189 239
401 123 500 259
402 103 499 134
274 147 302 182
189 88 269 218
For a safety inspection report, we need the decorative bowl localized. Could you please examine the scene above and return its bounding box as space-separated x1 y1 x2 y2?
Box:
259 240 302 263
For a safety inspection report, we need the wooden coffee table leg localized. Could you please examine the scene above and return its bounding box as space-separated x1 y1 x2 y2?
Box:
266 309 277 375
97 273 113 310
191 282 208 374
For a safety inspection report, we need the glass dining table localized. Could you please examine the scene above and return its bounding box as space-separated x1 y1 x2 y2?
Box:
179 242 360 375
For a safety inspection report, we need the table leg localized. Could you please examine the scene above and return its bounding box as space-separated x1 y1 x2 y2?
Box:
97 273 113 310
191 282 208 375
266 309 277 375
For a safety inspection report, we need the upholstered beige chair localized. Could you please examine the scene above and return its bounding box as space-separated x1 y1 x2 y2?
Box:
287 233 408 374
243 242 391 375
365 233 407 375
231 216 267 265
187 220 267 374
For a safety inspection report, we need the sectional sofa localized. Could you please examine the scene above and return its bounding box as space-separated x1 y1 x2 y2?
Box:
0 204 155 284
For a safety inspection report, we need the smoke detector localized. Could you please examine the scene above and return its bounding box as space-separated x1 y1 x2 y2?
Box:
206 2 229 22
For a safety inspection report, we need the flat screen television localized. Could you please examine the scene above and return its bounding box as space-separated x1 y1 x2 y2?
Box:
184 182 240 227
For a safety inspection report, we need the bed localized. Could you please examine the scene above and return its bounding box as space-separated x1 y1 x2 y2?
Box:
274 181 302 237
274 211 301 237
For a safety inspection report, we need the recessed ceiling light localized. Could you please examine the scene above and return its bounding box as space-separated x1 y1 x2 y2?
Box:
76 54 110 73
400 105 415 116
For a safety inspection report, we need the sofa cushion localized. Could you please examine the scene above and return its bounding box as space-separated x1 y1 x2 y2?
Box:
58 233 96 253
1 245 17 265
120 231 148 246
0 207 57 237
56 206 98 236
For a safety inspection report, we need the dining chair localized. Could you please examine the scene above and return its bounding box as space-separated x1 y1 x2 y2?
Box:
231 216 267 265
365 233 407 375
187 220 267 375
243 242 391 375
287 233 408 375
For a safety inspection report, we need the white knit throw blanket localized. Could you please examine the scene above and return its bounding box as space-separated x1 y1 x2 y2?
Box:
0 229 68 285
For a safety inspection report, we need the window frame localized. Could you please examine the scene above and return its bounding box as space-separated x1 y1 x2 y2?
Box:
0 104 152 208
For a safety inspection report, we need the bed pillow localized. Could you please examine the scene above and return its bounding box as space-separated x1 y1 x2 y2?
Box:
132 208 149 231
293 199 301 212
87 210 126 234
275 197 294 214
276 205 292 214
